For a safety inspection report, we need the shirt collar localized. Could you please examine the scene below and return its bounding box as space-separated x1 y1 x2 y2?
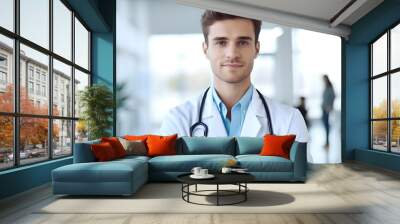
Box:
211 84 253 112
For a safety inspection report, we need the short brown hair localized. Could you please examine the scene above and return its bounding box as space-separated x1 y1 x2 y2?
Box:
201 10 262 44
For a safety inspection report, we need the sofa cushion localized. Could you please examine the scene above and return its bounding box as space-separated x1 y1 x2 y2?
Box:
91 142 118 161
259 135 296 159
52 158 147 183
177 137 236 155
101 137 127 158
147 134 178 157
118 138 147 156
235 137 263 155
236 155 293 172
148 154 235 172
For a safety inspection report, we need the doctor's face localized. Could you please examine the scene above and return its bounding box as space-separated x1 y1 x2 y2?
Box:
203 19 260 84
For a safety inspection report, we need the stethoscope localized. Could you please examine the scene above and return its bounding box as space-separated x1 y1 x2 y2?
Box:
190 87 274 137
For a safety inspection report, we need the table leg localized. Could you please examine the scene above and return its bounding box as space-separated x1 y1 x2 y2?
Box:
217 184 219 206
245 183 247 201
195 184 197 192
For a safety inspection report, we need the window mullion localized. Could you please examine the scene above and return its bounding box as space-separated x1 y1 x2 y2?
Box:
71 10 76 155
49 0 54 160
14 0 20 167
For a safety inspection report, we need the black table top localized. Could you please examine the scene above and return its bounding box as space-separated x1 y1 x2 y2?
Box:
177 172 255 185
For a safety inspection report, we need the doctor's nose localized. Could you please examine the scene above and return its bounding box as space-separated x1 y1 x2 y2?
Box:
225 44 241 60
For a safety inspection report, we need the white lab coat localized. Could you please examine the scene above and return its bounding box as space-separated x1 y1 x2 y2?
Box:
160 88 309 142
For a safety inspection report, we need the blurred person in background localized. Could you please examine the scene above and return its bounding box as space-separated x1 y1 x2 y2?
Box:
322 74 335 148
296 96 309 127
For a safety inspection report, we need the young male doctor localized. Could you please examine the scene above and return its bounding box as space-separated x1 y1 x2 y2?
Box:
160 10 309 143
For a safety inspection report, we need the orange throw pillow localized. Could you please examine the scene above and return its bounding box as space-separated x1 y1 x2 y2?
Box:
259 134 296 159
101 137 127 158
146 134 178 157
91 142 117 161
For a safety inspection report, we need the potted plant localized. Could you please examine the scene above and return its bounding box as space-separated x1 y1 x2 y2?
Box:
79 84 114 140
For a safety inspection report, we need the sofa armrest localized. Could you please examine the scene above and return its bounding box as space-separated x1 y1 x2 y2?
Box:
73 140 100 163
289 142 307 181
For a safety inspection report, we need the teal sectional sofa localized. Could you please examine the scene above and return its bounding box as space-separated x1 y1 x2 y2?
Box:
52 137 307 196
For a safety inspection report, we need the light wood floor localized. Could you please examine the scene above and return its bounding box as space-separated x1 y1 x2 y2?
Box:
1 162 400 224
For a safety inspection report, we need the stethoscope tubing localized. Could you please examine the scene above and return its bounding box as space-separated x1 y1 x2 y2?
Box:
190 87 274 137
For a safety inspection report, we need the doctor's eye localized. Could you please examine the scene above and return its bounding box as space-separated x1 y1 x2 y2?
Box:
237 40 250 47
215 40 227 47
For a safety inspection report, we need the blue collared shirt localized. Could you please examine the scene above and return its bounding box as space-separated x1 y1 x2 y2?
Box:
212 85 253 136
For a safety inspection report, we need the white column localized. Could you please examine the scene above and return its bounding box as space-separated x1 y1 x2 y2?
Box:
273 27 293 106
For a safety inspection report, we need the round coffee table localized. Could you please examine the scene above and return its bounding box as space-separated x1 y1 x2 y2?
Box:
177 172 255 206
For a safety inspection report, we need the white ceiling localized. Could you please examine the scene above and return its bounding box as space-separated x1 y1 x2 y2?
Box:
227 0 352 23
176 0 384 38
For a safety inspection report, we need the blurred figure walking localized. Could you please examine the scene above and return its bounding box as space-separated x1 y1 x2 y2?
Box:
322 74 335 148
296 96 309 127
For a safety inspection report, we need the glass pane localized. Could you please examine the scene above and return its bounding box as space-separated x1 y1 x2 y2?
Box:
20 117 49 165
53 59 72 117
20 44 49 115
0 116 13 170
372 121 388 151
372 77 387 119
0 0 14 31
391 120 400 153
53 0 72 60
53 119 72 157
391 24 400 70
74 69 89 118
74 18 89 70
75 120 88 143
20 0 49 49
391 72 400 118
0 34 14 112
372 33 387 76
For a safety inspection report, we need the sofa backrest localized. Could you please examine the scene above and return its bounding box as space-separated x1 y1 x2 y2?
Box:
73 139 100 163
177 137 236 155
73 136 299 163
235 137 263 155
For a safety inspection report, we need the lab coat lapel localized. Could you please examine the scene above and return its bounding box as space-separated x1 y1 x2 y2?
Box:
201 89 228 137
240 88 265 137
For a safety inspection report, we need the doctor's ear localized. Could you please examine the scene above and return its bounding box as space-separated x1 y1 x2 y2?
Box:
255 41 260 58
202 42 208 55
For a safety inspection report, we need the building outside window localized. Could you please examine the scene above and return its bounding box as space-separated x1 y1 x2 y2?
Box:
0 0 91 170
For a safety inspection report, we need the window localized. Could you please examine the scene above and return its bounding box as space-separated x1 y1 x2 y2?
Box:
28 67 34 80
42 85 46 97
0 34 13 113
0 55 7 67
53 0 72 60
0 0 14 32
35 83 40 95
0 54 8 87
28 81 34 94
53 59 72 117
35 70 40 81
371 23 400 154
0 71 6 85
74 18 89 70
41 73 46 82
20 0 49 49
0 0 91 170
